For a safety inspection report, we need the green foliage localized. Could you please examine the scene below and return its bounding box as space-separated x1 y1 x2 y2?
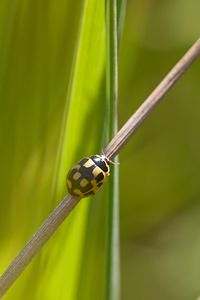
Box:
36 1 107 299
0 0 107 299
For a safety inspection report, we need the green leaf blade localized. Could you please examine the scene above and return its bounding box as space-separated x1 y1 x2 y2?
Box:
104 1 125 300
35 1 107 300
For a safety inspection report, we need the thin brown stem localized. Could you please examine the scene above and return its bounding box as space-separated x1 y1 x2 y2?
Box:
0 195 80 298
0 39 200 298
104 38 200 160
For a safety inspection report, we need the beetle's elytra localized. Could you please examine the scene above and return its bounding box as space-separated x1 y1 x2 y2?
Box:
66 154 110 198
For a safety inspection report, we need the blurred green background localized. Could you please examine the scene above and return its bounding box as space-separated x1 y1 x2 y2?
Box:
0 0 200 299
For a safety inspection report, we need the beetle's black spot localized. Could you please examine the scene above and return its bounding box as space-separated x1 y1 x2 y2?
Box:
97 182 103 188
79 158 89 165
84 190 95 196
96 172 104 183
69 168 77 177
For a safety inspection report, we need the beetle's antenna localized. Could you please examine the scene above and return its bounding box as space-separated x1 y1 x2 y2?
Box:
102 148 120 165
109 160 120 165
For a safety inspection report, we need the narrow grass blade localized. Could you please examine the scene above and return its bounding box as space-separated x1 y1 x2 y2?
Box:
104 0 125 300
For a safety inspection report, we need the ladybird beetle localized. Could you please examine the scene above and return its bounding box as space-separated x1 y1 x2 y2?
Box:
66 154 110 198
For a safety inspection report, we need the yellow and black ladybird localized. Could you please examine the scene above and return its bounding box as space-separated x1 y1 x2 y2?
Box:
66 154 110 198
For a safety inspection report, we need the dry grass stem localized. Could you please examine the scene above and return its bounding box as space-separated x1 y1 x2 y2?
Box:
0 195 80 298
0 38 200 298
104 38 200 160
